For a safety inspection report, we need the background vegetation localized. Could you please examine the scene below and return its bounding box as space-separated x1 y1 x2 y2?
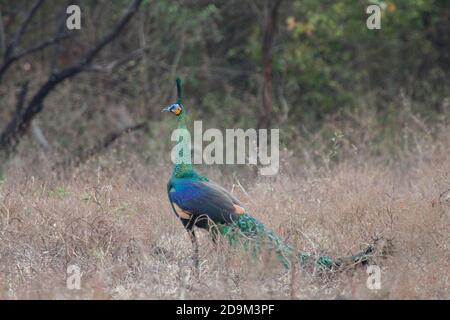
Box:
0 0 448 299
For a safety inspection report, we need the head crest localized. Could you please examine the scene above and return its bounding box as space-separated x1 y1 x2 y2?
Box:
176 77 182 104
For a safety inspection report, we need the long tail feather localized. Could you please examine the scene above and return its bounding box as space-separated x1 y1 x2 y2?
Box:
216 214 374 270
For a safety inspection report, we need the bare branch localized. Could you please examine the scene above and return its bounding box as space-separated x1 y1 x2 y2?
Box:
0 0 144 158
85 47 149 73
0 33 72 81
17 33 72 60
60 122 148 168
1 81 30 152
31 120 51 151
49 0 74 73
15 81 29 114
6 0 45 58
74 0 142 72
0 30 72 82
0 9 5 56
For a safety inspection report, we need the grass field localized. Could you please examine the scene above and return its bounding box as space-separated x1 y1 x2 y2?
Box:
1 0 449 301
0 123 449 300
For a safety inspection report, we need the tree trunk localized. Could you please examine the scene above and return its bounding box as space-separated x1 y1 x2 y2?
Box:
258 0 282 131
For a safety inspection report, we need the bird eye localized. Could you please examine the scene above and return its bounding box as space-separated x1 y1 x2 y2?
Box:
174 106 182 115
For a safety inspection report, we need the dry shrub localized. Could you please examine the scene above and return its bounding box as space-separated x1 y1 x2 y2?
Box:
0 120 449 300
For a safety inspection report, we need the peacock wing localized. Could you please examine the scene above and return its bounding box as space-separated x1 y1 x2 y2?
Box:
168 179 245 225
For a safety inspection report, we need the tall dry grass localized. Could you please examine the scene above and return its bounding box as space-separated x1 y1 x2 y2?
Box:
0 113 449 300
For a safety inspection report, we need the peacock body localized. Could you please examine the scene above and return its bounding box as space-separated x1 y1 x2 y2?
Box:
163 79 372 271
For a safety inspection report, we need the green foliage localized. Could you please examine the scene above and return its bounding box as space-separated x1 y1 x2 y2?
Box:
163 0 449 131
1 0 448 164
276 0 448 122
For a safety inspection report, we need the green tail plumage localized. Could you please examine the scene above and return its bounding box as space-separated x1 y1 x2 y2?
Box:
216 214 373 270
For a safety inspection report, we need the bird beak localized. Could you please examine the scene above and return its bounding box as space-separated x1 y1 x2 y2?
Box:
162 106 171 112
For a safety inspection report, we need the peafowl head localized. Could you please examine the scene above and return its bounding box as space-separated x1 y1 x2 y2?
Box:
162 78 184 117
162 103 183 116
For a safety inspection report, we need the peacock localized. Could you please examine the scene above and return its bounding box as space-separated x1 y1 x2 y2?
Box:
163 78 373 272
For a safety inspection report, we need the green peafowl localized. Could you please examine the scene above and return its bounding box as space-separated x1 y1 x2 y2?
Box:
163 78 373 272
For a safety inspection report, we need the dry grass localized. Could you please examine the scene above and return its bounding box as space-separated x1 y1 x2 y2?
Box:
0 127 449 300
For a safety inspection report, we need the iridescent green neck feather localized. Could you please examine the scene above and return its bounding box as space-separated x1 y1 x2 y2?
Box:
170 78 205 180
172 111 195 178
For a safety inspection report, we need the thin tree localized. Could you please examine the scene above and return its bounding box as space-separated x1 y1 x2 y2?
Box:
0 0 144 162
